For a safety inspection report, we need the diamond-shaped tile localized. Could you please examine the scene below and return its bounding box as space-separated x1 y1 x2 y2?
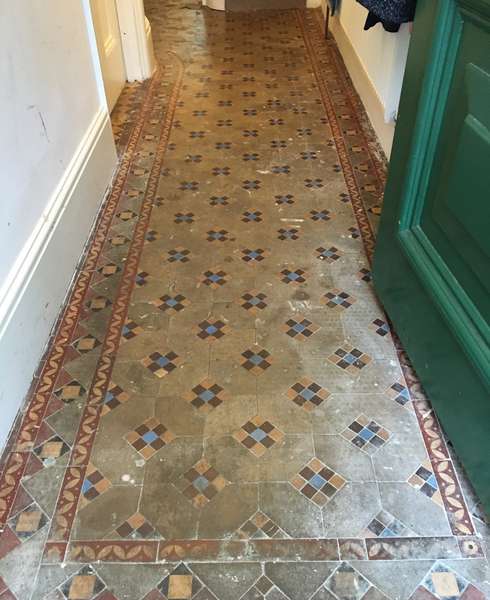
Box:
9 503 48 541
54 379 86 404
242 576 289 600
362 509 415 538
195 318 229 342
109 234 130 247
275 194 294 205
121 318 143 341
206 229 229 242
242 210 263 222
141 351 182 378
280 269 306 284
209 195 229 206
408 461 444 507
178 459 229 509
305 178 324 188
291 458 346 506
101 382 130 416
287 378 330 411
72 334 101 354
235 511 289 539
33 435 70 465
145 230 160 243
310 209 332 221
152 294 190 313
386 381 411 406
322 289 356 311
175 212 195 224
282 315 320 340
278 228 300 241
167 247 191 263
370 318 390 337
275 194 294 206
240 290 268 313
315 246 342 262
61 566 105 600
341 415 391 454
157 563 202 599
184 378 227 412
325 562 370 600
86 296 112 312
201 268 229 288
115 512 156 539
80 463 111 508
97 262 121 278
420 562 472 600
136 271 149 286
358 267 372 282
328 345 372 374
125 417 175 460
241 248 268 263
233 416 284 457
241 346 273 375
117 209 137 221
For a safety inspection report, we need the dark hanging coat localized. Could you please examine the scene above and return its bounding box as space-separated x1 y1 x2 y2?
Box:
357 0 417 32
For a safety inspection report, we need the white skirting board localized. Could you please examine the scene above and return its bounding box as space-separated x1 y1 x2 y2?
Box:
0 109 117 449
326 6 396 156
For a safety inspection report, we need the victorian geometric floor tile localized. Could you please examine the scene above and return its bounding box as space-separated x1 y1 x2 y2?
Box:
322 482 383 539
362 509 416 539
234 511 290 540
264 563 338 600
378 483 452 537
0 1 488 597
190 563 262 600
314 434 376 482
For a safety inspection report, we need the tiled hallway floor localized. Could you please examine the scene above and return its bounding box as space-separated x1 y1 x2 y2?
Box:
0 2 488 598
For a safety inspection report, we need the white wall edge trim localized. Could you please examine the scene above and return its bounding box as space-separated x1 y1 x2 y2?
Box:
116 0 156 81
329 16 395 157
0 108 109 339
0 107 116 449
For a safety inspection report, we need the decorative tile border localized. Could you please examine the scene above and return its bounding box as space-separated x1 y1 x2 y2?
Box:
48 57 184 548
38 536 484 565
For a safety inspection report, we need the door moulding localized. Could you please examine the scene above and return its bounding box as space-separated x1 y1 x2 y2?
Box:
116 0 156 81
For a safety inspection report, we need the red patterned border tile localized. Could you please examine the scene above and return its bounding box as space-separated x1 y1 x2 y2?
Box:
68 541 158 563
59 536 481 564
48 57 184 548
42 541 68 564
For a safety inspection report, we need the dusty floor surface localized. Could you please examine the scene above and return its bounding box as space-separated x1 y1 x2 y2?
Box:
0 1 488 598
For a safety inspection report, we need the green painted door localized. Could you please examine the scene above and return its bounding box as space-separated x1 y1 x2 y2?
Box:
373 0 490 514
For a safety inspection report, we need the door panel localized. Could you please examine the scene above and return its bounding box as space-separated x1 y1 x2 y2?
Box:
90 0 126 111
374 0 490 513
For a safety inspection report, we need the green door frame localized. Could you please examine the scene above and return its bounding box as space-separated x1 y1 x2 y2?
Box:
373 0 490 514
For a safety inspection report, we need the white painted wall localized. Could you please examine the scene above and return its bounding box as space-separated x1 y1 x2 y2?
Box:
335 0 410 122
322 0 411 155
0 0 118 447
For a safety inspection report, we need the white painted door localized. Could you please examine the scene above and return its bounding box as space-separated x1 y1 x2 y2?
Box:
90 0 126 111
